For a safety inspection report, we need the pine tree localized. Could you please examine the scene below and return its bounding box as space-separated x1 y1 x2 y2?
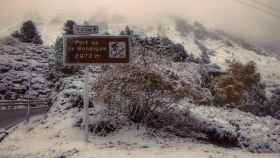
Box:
54 36 63 66
12 20 43 45
21 20 37 43
120 26 133 35
64 20 76 35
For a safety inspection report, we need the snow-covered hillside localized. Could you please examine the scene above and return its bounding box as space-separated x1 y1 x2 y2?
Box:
143 18 280 89
10 17 279 89
1 18 280 158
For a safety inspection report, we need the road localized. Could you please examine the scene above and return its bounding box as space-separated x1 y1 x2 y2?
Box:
0 107 48 129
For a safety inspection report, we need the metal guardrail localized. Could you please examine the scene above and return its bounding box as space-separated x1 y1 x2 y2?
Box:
0 99 49 123
0 99 49 109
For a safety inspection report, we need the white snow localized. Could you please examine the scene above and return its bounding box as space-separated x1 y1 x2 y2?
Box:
1 107 279 158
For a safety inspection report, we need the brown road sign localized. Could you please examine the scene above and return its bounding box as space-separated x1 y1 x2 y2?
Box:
63 35 129 65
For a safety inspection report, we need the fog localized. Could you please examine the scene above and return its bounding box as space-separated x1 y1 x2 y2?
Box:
0 0 279 49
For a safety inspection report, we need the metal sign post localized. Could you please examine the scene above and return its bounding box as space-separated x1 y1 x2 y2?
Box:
25 73 31 123
84 66 90 142
63 29 129 143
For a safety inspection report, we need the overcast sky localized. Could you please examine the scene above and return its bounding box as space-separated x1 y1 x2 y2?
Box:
0 0 279 47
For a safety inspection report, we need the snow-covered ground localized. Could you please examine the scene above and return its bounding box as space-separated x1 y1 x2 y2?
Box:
1 103 279 158
1 98 279 158
0 119 278 158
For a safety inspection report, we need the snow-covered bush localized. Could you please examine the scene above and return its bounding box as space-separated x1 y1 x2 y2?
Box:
120 26 134 36
269 88 280 119
91 36 213 136
11 31 22 39
174 18 222 41
241 83 267 116
12 20 43 45
54 36 64 67
63 20 76 35
89 109 128 136
193 22 208 40
195 40 210 64
53 25 80 74
136 36 189 62
171 43 189 62
74 108 128 136
174 17 193 36
0 37 20 46
185 103 280 153
93 65 189 123
92 64 205 138
198 64 222 103
67 92 94 109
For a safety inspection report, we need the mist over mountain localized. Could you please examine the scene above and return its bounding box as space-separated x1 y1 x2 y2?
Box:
263 40 280 56
0 0 279 52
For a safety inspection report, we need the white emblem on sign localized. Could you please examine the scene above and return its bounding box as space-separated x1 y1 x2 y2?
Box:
109 42 126 59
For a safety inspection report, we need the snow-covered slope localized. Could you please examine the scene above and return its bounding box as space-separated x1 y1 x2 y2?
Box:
1 71 280 157
144 18 280 89
0 37 52 100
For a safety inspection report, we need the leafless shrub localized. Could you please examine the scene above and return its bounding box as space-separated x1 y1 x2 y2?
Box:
93 65 190 123
75 108 128 136
268 88 280 119
91 37 214 138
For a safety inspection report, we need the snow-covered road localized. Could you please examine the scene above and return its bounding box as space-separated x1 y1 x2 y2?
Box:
0 107 48 129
